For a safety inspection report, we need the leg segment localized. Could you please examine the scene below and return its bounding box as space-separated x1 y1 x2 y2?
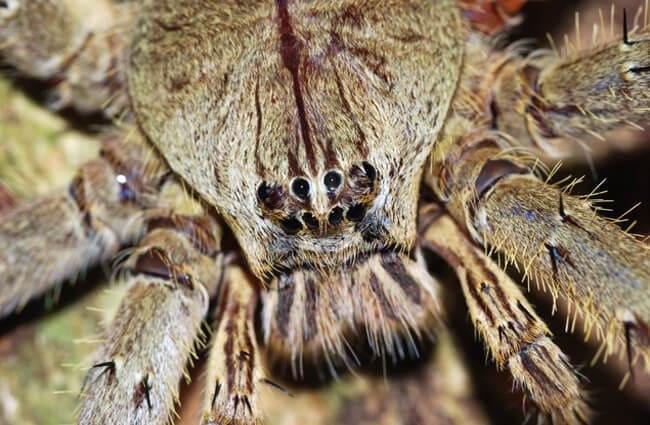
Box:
420 204 588 423
202 265 264 425
0 134 168 317
78 211 223 425
0 0 138 115
490 12 650 157
428 122 650 373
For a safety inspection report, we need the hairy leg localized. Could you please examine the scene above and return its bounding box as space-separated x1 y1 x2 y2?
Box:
457 5 650 158
428 120 650 375
0 132 168 316
420 203 588 423
202 264 265 425
78 202 224 424
0 0 138 115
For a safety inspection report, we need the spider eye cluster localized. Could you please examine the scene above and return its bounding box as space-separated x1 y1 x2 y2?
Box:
256 162 377 235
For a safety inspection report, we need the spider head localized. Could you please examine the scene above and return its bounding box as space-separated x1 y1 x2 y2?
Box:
245 154 422 282
127 0 463 283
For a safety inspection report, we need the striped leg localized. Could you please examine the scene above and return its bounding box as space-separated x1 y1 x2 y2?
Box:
420 204 588 424
428 122 650 381
490 9 650 157
201 265 266 425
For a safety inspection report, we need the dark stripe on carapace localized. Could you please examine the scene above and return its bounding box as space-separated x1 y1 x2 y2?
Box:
380 253 422 304
331 52 368 157
276 0 317 173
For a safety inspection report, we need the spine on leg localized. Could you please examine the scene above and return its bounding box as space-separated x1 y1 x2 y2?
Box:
422 208 589 424
78 220 223 425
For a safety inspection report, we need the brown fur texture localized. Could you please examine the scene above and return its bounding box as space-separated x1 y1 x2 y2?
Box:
0 1 649 424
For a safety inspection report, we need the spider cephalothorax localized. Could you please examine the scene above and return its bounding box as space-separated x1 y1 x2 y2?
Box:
0 1 649 424
128 0 463 280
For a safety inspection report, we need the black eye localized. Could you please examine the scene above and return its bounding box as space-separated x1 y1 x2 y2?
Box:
362 162 376 181
257 181 272 202
302 212 319 229
346 203 366 222
328 206 344 225
280 214 303 234
291 177 311 200
323 170 343 192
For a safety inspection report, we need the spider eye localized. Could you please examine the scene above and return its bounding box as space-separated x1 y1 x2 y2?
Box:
280 214 303 234
257 181 272 202
323 170 343 192
346 203 366 222
362 162 376 181
302 212 319 229
328 206 344 225
291 177 311 200
0 0 19 18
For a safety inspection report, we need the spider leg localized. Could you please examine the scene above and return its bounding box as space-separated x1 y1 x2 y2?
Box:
78 208 224 425
0 0 138 115
488 11 650 158
420 204 588 424
201 264 265 425
428 123 650 374
0 133 167 317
